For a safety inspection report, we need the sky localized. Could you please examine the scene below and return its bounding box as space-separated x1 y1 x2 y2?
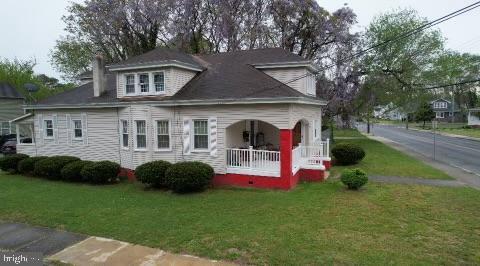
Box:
0 0 479 80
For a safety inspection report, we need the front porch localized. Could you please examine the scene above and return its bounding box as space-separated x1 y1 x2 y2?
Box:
216 119 331 190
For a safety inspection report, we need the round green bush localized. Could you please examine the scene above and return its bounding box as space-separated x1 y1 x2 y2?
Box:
340 168 368 190
165 161 214 193
33 156 80 179
18 156 48 174
331 143 365 165
80 161 120 184
0 154 29 173
61 160 94 182
135 160 172 188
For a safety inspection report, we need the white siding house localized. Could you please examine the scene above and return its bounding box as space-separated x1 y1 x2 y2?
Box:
468 108 480 126
15 48 329 190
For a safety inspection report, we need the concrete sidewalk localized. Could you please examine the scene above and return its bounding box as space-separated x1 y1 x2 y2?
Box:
0 222 233 266
49 236 233 266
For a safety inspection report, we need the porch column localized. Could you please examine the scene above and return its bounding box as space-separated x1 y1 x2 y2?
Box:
279 129 295 189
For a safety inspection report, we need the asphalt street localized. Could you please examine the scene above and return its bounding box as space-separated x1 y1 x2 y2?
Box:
358 123 480 177
0 222 85 256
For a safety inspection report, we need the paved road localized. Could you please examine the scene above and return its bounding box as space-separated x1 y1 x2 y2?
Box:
358 123 480 177
0 222 85 256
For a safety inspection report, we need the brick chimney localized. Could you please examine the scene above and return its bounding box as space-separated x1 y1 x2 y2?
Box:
93 51 106 97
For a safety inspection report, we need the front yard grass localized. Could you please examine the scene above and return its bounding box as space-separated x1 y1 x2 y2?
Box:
0 174 479 264
332 129 452 179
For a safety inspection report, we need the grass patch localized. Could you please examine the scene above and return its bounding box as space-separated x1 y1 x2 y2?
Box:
333 128 366 138
436 128 480 138
332 130 452 180
0 174 479 264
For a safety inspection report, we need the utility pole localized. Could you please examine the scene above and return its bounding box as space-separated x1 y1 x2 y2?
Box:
451 85 455 123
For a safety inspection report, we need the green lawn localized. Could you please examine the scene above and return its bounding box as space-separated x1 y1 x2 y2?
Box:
0 174 479 264
331 130 452 179
436 128 480 138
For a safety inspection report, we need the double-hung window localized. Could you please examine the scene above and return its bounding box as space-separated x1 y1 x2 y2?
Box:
193 120 209 150
156 120 170 150
154 72 165 93
44 120 54 138
135 120 147 149
73 119 83 139
139 74 149 93
121 120 129 148
125 74 135 94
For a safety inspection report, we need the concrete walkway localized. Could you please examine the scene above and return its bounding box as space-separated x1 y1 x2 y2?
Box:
369 175 467 187
0 222 233 266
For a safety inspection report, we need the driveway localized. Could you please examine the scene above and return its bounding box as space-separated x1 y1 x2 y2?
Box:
358 123 480 178
0 222 86 256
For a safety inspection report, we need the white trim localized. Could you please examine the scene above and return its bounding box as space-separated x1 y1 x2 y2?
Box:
120 119 129 150
72 119 83 141
153 119 172 152
123 72 167 97
191 119 210 153
107 60 203 72
10 113 33 123
124 73 136 95
134 119 147 151
252 61 318 72
43 118 54 140
26 97 327 110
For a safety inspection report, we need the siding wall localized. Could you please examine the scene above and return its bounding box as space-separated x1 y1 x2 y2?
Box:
289 104 322 143
116 67 197 98
18 109 120 163
262 68 308 94
19 103 322 174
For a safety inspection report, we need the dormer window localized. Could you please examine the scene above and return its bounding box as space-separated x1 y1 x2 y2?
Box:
123 72 167 96
154 72 165 92
139 73 150 93
125 74 135 94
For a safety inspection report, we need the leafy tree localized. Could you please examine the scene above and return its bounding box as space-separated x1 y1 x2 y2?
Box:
414 101 435 128
50 37 93 81
0 58 74 101
362 9 444 129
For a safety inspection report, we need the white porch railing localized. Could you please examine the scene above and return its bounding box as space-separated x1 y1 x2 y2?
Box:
226 147 280 177
292 145 302 173
292 139 330 173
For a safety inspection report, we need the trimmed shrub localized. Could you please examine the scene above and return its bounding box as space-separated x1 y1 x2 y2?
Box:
331 143 365 165
33 156 80 179
61 160 94 182
135 160 172 188
80 161 120 184
341 168 368 190
165 161 214 193
0 154 29 173
18 156 48 174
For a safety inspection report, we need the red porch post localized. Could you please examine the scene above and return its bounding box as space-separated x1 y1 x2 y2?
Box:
279 129 297 189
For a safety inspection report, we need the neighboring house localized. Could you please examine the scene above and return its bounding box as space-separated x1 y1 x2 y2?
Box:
373 103 406 120
77 70 93 85
0 82 24 136
467 108 480 127
13 48 330 190
430 98 462 122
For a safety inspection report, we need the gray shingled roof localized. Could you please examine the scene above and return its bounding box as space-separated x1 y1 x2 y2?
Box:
38 74 118 105
0 82 23 99
36 48 321 106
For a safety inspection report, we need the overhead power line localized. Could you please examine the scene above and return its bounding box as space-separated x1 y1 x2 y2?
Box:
422 78 480 90
258 1 480 93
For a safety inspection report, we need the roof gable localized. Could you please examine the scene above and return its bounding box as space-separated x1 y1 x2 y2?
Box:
0 83 23 99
